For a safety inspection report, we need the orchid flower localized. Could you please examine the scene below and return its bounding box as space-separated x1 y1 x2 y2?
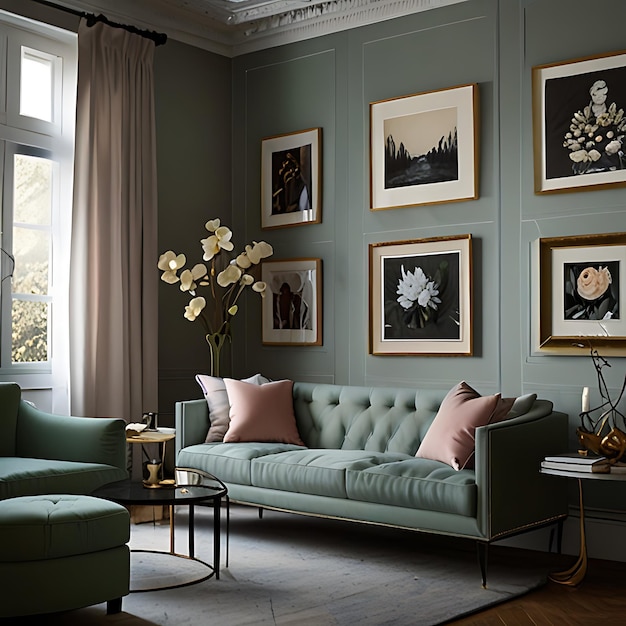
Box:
184 296 206 321
158 218 274 346
180 264 208 293
217 264 242 287
158 251 186 284
201 221 235 261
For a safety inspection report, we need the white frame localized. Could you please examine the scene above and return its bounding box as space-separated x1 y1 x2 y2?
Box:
532 49 626 194
370 84 478 210
261 128 321 230
261 258 322 346
369 235 472 356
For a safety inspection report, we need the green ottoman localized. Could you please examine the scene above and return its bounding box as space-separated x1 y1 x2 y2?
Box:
0 494 130 618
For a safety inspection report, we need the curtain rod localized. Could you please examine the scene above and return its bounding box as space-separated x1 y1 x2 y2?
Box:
31 0 167 46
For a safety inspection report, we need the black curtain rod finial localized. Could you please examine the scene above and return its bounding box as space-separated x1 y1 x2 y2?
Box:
31 0 167 46
85 13 167 46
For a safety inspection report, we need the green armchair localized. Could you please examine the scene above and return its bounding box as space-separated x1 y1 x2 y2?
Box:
0 382 128 499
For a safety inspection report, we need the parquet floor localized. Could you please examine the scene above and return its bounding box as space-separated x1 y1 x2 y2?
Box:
452 555 626 625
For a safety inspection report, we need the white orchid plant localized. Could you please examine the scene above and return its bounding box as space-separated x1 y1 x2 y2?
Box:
158 218 273 375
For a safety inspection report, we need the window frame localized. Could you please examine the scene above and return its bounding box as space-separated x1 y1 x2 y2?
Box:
0 10 76 406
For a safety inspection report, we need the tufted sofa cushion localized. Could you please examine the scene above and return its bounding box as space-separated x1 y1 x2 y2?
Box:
292 383 446 454
346 458 477 517
0 494 129 562
251 449 409 499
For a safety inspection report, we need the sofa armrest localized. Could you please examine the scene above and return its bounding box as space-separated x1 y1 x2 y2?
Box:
175 399 209 457
16 401 127 472
474 402 569 539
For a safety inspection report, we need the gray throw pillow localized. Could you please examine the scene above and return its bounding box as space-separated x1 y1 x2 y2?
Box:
196 373 269 442
506 393 537 419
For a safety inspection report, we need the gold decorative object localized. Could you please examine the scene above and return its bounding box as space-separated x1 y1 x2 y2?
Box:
575 344 626 462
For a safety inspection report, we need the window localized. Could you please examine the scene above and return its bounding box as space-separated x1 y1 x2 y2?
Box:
10 148 54 364
20 46 56 122
0 10 76 413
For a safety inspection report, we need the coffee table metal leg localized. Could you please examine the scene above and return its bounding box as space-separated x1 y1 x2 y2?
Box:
214 496 221 580
189 504 195 557
169 505 175 554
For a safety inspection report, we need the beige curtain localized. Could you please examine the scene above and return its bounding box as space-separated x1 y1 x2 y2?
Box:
69 19 158 420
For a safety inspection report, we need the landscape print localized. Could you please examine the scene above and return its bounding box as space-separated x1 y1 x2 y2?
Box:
383 107 458 189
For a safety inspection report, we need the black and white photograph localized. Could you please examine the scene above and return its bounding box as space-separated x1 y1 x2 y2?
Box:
370 84 478 210
369 235 472 356
261 258 322 345
271 145 312 215
533 50 626 193
383 107 458 189
382 251 461 341
261 128 321 229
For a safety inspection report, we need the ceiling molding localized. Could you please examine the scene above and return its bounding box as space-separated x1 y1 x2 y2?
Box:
48 0 467 57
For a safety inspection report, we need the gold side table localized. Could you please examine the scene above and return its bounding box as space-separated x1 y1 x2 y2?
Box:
540 466 626 586
126 429 175 485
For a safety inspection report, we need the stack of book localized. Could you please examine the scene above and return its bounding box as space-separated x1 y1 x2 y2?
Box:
541 453 610 473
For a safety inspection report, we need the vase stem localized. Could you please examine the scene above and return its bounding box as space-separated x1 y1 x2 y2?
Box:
206 332 229 378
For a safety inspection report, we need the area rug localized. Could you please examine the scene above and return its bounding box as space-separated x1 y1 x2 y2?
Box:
7 504 550 626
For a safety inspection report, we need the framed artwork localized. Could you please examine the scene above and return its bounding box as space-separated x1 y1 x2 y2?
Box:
369 234 472 356
532 50 626 194
536 232 626 355
261 128 322 229
261 258 322 346
369 83 479 211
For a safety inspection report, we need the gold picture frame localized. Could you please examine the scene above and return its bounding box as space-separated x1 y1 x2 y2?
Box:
532 49 626 194
536 232 626 355
369 84 479 210
261 258 322 346
369 234 472 356
261 128 322 229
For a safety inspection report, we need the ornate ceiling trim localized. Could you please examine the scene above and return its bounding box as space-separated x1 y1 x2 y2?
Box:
50 0 467 57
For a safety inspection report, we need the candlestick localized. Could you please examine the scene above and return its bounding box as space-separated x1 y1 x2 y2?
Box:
581 386 590 413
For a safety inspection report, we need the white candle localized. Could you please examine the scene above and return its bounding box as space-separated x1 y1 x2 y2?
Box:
582 386 590 412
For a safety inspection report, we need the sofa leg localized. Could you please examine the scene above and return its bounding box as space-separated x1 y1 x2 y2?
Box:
476 542 488 588
107 597 123 615
258 507 264 519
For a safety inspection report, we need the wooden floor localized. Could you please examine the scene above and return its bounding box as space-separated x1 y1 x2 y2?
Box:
452 554 626 625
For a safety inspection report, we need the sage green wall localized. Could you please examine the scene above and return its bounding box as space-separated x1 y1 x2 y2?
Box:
232 0 626 523
234 1 502 391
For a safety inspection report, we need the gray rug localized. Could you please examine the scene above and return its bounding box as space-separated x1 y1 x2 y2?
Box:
6 504 549 625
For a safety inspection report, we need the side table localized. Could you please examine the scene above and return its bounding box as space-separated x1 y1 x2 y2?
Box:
126 428 175 484
540 466 626 586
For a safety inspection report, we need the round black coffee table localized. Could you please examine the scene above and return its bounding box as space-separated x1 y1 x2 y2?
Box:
92 474 227 591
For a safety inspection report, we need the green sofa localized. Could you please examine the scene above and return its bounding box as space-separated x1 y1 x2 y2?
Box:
176 382 569 585
0 382 128 499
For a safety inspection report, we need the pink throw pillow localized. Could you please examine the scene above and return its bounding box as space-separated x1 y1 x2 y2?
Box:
223 379 305 445
415 381 514 470
196 373 269 442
